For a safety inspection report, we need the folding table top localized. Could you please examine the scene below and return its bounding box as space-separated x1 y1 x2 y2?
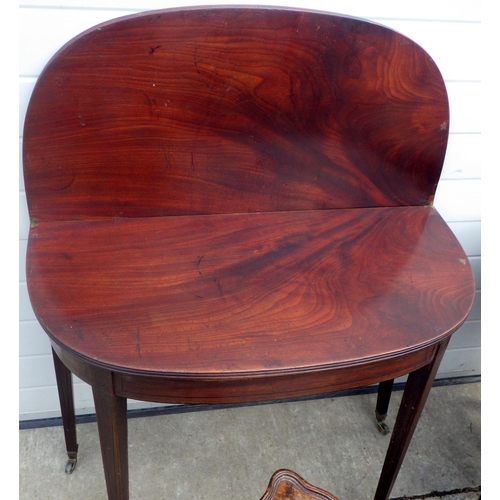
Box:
24 7 474 387
27 206 474 378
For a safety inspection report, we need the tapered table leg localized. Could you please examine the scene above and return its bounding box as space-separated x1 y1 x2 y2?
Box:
52 347 78 473
374 339 450 500
375 379 394 435
92 382 129 500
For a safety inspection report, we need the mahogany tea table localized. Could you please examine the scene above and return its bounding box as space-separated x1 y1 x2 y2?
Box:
23 6 475 500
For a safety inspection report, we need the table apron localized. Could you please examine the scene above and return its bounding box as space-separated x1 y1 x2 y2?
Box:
51 341 441 405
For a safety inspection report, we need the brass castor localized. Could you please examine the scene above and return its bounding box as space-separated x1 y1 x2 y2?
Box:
375 411 390 435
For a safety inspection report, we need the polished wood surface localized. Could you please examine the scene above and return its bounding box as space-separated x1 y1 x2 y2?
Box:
29 207 473 393
23 7 474 500
259 470 339 500
24 7 448 221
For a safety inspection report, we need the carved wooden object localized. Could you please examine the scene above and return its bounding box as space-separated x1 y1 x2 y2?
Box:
23 7 475 500
259 470 339 500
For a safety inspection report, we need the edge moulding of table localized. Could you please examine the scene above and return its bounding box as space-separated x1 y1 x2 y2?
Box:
23 6 476 500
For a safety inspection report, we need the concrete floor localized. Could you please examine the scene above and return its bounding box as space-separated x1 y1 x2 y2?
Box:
19 382 480 500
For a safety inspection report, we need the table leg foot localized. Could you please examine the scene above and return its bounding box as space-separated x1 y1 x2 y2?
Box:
65 455 78 474
375 379 394 435
375 418 390 435
374 339 450 500
92 381 129 500
52 348 79 473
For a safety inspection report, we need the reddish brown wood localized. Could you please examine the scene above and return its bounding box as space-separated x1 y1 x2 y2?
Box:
52 348 78 462
23 7 448 221
375 339 450 500
260 469 339 500
375 378 395 433
28 207 473 381
92 371 129 500
22 6 475 500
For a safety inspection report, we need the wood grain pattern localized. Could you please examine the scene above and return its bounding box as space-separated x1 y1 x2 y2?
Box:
259 470 339 500
23 7 448 221
27 207 474 379
22 7 474 500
